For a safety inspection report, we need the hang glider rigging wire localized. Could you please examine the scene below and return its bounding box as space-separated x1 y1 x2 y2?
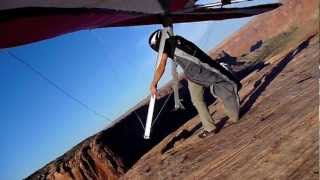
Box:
3 28 191 132
176 0 253 13
198 0 253 8
4 50 172 132
90 29 177 131
151 93 172 127
4 50 111 122
89 29 151 130
134 111 145 130
134 92 172 132
3 36 176 137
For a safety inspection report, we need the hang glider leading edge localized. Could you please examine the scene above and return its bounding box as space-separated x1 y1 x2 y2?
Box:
0 1 281 48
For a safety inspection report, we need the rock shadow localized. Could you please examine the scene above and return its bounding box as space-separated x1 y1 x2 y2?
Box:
250 40 263 52
216 50 245 66
240 35 314 117
161 123 202 154
214 116 229 133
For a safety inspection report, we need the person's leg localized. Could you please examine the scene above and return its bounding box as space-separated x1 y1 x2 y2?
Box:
210 81 240 123
188 80 216 132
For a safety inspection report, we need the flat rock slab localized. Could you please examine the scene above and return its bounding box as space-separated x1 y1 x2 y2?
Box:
123 35 319 180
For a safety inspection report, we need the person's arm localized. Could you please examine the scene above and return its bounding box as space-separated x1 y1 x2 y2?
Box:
150 52 168 97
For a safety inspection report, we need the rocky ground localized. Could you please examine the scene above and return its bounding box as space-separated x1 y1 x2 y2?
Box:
123 32 319 180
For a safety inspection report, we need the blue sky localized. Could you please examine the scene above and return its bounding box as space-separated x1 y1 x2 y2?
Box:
0 0 276 179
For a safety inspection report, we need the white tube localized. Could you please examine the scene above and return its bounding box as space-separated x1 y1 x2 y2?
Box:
144 27 171 139
144 94 155 139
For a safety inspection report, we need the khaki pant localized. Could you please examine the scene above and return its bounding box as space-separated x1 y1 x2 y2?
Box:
188 80 240 131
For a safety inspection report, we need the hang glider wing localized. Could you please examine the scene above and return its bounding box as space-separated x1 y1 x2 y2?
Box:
107 4 281 26
0 0 280 48
169 4 281 23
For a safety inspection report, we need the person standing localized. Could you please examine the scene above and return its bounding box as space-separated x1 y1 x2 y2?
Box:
149 29 241 138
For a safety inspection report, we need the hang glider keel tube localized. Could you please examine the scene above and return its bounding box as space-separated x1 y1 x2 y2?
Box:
144 21 183 139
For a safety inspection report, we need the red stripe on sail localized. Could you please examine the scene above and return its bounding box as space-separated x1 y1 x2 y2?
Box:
0 8 144 48
169 0 191 11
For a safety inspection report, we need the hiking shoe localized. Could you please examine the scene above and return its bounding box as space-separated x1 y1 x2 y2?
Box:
229 118 239 124
198 130 215 139
228 114 240 124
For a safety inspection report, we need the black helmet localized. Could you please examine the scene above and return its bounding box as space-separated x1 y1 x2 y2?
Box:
149 29 162 52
